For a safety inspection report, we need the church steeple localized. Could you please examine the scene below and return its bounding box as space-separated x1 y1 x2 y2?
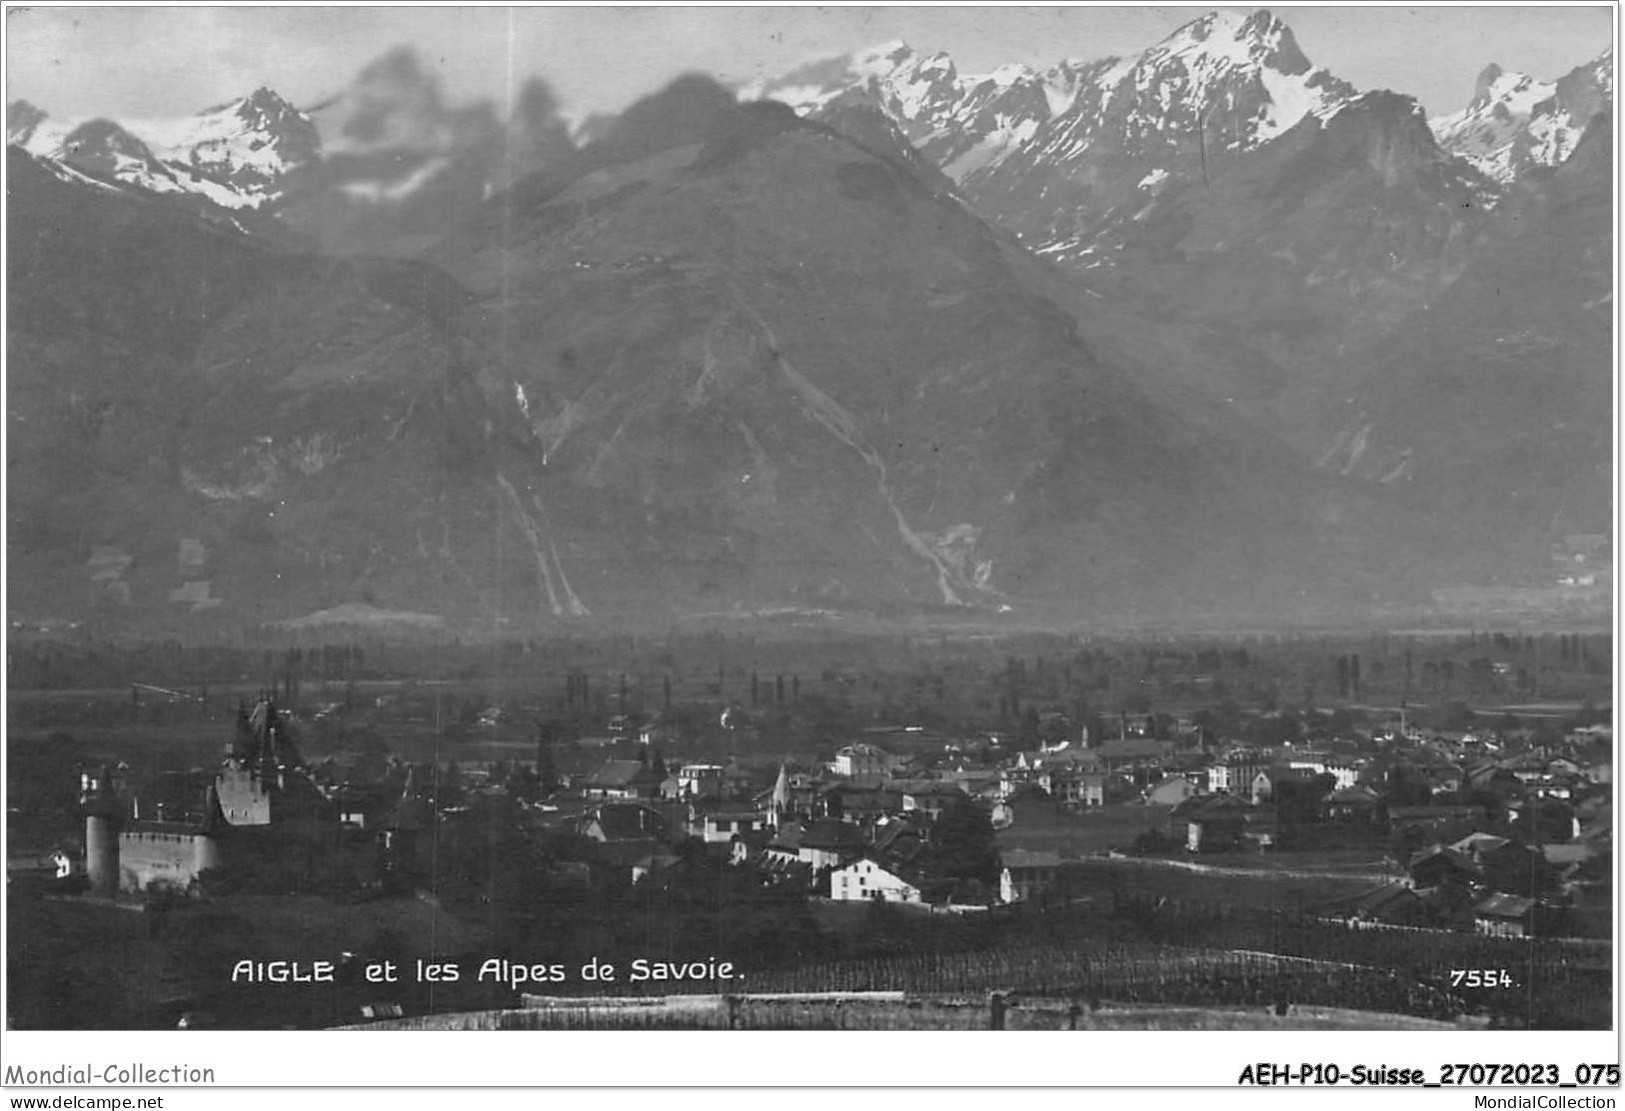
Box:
231 697 256 762
769 762 790 828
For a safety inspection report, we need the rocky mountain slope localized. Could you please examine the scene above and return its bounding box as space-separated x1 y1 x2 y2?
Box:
8 78 1437 633
747 10 1611 572
7 11 1612 632
1065 89 1499 434
1315 110 1614 549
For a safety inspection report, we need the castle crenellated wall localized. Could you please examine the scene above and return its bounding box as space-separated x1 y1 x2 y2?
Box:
118 828 216 894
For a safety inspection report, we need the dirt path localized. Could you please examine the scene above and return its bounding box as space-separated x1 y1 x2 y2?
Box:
1107 855 1395 885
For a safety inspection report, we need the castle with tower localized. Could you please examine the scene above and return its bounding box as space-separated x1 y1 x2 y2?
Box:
80 697 329 897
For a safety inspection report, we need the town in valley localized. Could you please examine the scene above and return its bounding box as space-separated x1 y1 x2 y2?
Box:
7 625 1612 1030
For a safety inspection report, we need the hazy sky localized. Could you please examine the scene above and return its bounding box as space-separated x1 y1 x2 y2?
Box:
5 6 1615 125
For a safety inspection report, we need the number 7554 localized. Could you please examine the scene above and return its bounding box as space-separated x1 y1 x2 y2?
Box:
1449 969 1513 988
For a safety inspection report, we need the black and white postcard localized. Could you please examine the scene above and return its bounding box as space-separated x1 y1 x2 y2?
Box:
3 3 1616 1094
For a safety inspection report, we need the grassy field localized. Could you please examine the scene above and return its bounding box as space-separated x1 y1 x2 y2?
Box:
996 803 1172 855
1060 858 1388 915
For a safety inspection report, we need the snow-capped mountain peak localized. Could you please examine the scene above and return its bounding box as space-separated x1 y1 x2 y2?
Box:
740 36 1053 182
743 38 966 122
1468 64 1547 112
744 9 1351 165
20 117 192 199
1433 47 1613 182
741 7 1366 265
133 89 319 203
1430 64 1555 181
8 88 318 208
1108 8 1349 144
1590 46 1614 97
739 39 917 110
964 63 1038 90
1147 8 1310 76
235 87 312 133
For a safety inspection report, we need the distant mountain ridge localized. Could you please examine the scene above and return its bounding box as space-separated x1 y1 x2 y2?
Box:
9 89 319 209
8 48 577 253
745 10 1611 254
746 10 1362 254
10 11 1608 250
738 8 1612 576
7 77 1449 633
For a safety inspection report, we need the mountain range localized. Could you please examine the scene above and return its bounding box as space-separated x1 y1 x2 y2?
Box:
751 11 1612 552
6 9 1613 635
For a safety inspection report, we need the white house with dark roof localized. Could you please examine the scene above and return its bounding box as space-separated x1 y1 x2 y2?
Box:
831 856 922 903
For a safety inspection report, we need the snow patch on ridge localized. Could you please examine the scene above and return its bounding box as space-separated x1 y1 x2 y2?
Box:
943 115 1040 180
1255 62 1340 140
337 157 451 203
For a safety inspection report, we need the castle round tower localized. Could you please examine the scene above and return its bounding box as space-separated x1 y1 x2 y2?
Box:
79 766 122 897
